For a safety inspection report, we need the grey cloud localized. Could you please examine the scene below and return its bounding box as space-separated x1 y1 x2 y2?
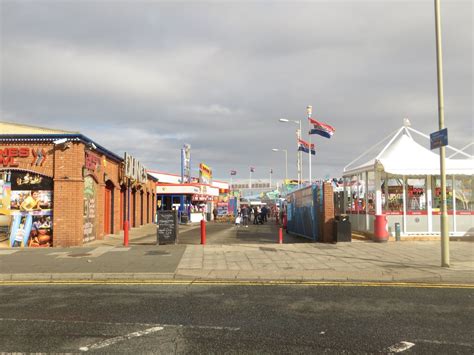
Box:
1 0 472 180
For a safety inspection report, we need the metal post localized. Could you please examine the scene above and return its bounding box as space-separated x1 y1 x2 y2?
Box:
434 0 449 267
297 123 302 186
284 150 288 181
307 106 312 184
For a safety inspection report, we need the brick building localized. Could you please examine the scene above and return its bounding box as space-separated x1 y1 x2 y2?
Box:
0 122 157 247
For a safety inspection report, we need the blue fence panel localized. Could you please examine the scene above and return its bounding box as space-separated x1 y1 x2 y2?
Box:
286 184 321 241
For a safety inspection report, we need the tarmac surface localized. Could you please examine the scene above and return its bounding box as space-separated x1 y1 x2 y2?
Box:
1 221 473 284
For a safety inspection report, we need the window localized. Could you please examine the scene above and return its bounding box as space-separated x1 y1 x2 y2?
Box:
432 176 453 211
454 176 473 211
367 171 375 213
406 178 426 211
384 177 403 212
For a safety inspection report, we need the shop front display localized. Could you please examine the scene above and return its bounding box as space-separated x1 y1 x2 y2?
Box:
1 122 157 247
0 170 54 247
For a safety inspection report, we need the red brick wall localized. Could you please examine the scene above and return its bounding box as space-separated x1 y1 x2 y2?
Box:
53 142 85 247
1 140 157 246
321 182 335 242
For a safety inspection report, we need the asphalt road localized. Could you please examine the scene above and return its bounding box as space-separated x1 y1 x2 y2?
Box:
1 284 472 354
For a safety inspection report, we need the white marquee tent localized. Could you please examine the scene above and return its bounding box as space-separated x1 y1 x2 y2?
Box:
343 123 473 237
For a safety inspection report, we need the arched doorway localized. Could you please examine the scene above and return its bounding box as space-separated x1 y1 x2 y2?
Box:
132 188 137 227
104 181 114 235
140 191 144 225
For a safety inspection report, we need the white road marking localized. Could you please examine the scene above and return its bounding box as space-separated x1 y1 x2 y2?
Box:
0 250 19 255
79 326 164 352
387 341 415 353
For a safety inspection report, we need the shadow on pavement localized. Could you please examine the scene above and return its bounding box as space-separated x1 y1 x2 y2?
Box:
177 221 312 245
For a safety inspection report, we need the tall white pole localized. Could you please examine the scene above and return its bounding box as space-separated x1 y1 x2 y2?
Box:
249 170 252 192
269 170 272 189
284 150 288 181
434 0 449 267
307 105 312 184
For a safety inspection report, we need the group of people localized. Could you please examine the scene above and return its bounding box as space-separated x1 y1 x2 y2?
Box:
235 205 270 227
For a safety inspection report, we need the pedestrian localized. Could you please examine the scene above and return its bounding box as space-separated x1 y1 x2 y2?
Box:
235 213 242 227
261 205 268 223
253 206 259 224
241 206 249 227
212 207 218 222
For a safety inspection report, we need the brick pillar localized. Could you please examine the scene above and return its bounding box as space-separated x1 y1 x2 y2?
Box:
113 186 121 233
321 182 335 242
96 182 105 240
53 142 85 247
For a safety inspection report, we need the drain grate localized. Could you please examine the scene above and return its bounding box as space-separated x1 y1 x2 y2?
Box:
259 247 277 252
68 253 91 257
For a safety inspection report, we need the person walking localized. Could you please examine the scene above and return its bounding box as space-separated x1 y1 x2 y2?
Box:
241 206 249 227
253 206 259 224
212 207 218 222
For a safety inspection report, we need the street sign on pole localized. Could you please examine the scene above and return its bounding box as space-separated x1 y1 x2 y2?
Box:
430 128 448 150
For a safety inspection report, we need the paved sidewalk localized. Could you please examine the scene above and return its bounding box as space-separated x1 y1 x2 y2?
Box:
1 222 473 284
175 242 474 283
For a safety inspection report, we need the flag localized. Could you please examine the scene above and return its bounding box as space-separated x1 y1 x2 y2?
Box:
230 170 237 176
250 167 255 172
270 168 273 174
298 139 316 155
308 117 335 139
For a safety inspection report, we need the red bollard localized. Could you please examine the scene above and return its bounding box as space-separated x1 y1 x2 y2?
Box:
200 219 206 245
279 227 283 244
124 220 129 247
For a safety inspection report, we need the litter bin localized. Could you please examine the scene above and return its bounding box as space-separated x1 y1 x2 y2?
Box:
374 214 389 242
333 215 351 242
180 214 189 224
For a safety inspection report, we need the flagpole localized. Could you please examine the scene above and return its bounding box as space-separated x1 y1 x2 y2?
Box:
307 105 312 185
269 169 272 188
249 168 252 194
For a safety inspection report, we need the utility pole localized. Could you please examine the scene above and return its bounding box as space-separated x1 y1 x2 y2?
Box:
434 0 449 267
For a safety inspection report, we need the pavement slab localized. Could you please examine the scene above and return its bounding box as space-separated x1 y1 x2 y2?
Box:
0 221 473 284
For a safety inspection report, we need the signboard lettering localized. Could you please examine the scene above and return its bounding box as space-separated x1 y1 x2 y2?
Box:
124 152 147 183
430 128 448 150
157 210 178 245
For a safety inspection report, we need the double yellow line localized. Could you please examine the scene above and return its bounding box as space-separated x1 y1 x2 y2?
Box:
1 279 473 289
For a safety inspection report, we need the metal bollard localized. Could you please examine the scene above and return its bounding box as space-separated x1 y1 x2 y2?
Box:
395 222 401 241
124 220 129 246
279 227 283 244
200 219 206 245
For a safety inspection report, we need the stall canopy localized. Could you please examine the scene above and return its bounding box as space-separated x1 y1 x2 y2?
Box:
344 125 473 176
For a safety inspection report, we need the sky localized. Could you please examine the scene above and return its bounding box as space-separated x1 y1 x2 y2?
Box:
1 0 472 181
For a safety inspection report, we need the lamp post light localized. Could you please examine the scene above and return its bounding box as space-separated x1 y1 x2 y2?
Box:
272 148 288 180
279 118 302 185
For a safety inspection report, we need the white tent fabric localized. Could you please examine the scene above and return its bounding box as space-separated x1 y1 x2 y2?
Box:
344 133 474 176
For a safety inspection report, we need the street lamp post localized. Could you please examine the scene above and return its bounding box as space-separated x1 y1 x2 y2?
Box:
434 0 449 267
279 118 302 185
272 148 288 180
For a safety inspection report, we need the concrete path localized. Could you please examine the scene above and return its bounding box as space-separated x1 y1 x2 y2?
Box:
1 222 473 284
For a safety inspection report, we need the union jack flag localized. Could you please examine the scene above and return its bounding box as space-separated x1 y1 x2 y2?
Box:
230 170 237 176
250 167 255 172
